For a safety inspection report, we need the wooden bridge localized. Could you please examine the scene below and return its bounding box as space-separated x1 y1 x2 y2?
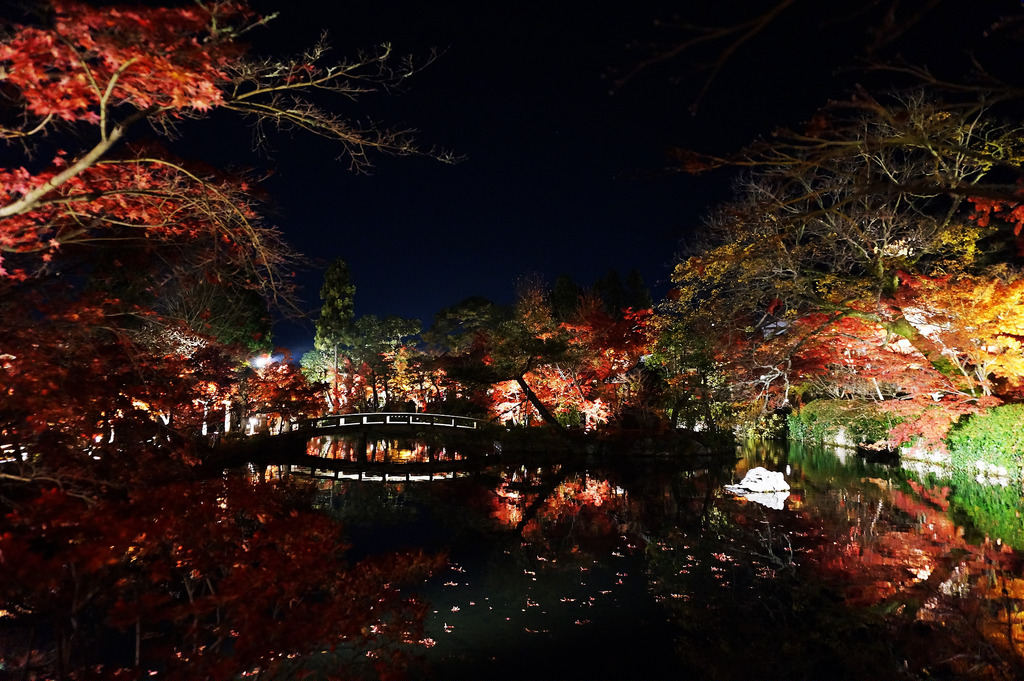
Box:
292 412 488 434
216 412 499 476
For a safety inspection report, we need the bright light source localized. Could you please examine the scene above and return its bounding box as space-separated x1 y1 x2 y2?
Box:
251 354 272 369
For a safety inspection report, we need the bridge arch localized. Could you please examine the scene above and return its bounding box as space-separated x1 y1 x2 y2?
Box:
297 412 488 433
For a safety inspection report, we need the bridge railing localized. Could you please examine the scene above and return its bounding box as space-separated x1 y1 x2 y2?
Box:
297 412 485 432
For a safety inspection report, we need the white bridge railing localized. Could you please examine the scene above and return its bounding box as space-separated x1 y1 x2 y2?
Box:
301 412 483 431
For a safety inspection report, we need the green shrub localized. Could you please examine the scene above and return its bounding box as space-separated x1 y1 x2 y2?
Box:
949 471 1024 550
787 412 810 441
946 403 1024 480
788 399 900 447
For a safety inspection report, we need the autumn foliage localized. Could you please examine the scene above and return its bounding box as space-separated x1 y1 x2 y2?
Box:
0 1 240 120
657 78 1024 447
0 1 261 278
0 2 447 678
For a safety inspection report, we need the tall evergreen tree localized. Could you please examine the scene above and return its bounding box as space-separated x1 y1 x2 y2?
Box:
312 258 356 410
314 258 356 353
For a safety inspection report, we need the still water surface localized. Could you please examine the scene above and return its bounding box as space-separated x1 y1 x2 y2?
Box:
301 440 1024 680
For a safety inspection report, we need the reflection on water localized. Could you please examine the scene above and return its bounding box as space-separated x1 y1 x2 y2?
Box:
294 440 1024 680
306 434 469 463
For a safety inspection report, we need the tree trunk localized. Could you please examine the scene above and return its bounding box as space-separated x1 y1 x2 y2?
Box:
515 376 566 433
881 315 965 384
845 309 970 391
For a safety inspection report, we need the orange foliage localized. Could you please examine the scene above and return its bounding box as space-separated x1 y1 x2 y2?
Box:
895 272 1024 398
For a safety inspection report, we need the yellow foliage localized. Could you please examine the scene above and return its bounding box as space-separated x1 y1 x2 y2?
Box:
912 274 1024 392
931 222 985 272
812 274 871 305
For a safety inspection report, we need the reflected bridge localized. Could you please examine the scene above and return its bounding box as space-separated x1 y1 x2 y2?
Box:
272 459 489 484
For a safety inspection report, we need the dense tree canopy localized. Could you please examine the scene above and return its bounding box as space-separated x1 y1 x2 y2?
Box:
656 2 1024 446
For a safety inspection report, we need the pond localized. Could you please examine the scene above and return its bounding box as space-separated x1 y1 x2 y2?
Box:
281 439 1024 681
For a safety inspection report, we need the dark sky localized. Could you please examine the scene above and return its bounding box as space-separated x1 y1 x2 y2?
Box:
215 1 988 355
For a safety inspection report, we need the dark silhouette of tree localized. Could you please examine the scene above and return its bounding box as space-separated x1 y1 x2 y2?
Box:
625 268 653 311
551 274 582 321
595 269 626 318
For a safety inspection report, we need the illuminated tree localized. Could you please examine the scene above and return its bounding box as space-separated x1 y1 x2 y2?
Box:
624 0 1024 439
647 312 735 432
314 258 357 349
348 314 422 410
435 284 565 428
552 304 655 428
665 89 1024 414
435 281 657 431
0 2 450 677
893 271 1024 399
238 354 323 431
309 257 357 411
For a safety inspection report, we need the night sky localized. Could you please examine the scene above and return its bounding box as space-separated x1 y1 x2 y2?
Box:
207 1 982 355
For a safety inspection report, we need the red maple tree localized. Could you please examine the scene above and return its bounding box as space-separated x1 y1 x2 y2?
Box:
0 2 447 678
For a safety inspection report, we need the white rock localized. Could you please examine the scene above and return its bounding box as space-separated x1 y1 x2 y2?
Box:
724 467 791 509
725 466 790 493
